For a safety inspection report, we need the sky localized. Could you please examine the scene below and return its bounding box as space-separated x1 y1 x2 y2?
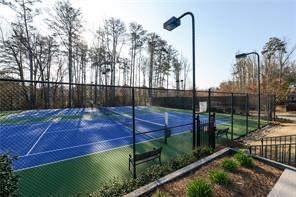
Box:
1 0 296 89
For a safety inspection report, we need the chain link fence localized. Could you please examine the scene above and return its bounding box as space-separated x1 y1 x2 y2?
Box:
0 78 274 195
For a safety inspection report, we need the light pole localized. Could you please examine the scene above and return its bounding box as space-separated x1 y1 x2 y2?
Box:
164 12 196 148
235 52 261 129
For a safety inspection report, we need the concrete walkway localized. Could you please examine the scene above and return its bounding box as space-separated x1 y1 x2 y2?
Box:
268 169 296 197
277 112 296 122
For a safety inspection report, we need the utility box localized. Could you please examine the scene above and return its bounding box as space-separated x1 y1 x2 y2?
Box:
286 93 296 111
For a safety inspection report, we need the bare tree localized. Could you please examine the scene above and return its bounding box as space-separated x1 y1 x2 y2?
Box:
172 57 182 90
2 0 42 107
128 22 146 86
181 55 190 90
48 0 83 107
0 26 30 105
104 18 125 84
147 32 160 90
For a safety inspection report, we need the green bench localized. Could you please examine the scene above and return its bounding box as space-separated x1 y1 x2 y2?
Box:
129 147 162 172
215 127 229 139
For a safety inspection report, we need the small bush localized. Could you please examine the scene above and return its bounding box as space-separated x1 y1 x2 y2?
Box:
193 146 213 159
177 153 196 167
221 159 238 172
234 151 254 168
186 178 213 197
152 189 171 197
136 164 165 186
95 147 214 196
0 154 19 196
208 170 230 185
167 153 194 171
96 178 127 197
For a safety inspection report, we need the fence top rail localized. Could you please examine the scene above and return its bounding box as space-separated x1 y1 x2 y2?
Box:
0 78 274 97
250 142 296 147
262 134 296 141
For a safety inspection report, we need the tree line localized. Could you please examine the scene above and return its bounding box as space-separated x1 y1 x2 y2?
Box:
0 0 190 108
218 37 296 103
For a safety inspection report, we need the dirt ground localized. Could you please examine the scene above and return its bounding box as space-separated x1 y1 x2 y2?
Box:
239 110 296 145
151 156 282 197
276 112 296 122
241 123 296 145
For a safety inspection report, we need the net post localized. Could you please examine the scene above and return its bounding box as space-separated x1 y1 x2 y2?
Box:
164 127 167 144
164 112 169 144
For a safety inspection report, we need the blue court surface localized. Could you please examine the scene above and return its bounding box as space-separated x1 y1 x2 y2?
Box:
0 106 228 171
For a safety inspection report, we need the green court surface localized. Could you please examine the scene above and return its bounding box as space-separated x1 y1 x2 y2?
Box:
13 112 264 196
17 132 193 196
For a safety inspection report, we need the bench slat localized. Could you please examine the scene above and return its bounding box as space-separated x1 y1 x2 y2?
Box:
134 148 162 161
129 147 162 172
133 155 160 165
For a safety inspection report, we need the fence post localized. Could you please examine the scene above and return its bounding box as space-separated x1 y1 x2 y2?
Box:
267 95 270 123
273 94 276 121
231 93 234 141
132 86 136 178
246 93 249 135
46 81 50 108
208 88 211 129
261 138 263 157
196 114 200 147
288 144 291 165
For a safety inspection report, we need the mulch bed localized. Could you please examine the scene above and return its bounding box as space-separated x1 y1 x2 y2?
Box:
150 156 283 197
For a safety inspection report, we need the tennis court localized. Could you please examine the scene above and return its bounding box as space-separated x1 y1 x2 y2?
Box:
0 106 230 171
0 106 232 171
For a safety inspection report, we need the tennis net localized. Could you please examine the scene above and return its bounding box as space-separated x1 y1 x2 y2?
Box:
100 107 167 139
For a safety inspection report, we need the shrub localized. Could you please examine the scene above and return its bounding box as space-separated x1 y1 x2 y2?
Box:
192 146 213 159
95 147 214 196
96 178 126 197
136 164 165 186
0 154 19 197
152 189 171 197
186 178 213 197
221 158 238 172
167 153 195 171
234 151 254 168
208 170 230 185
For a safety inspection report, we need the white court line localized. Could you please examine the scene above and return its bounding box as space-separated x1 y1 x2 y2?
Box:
20 116 134 157
15 129 190 172
15 107 192 171
19 135 133 158
25 110 65 156
108 107 164 127
45 125 99 134
25 124 52 156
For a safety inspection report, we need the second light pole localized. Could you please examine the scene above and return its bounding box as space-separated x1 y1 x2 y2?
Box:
235 52 261 129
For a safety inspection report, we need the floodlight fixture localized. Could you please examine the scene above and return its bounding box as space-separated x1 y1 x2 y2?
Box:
163 16 181 31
